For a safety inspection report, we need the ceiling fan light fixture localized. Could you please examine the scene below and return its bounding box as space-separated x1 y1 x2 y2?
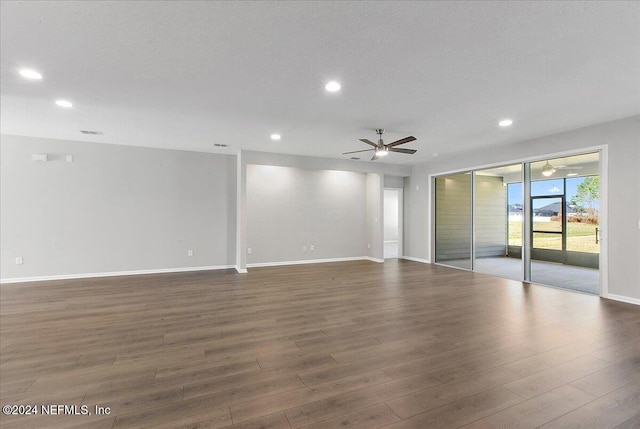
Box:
541 161 556 177
375 148 388 157
325 81 341 92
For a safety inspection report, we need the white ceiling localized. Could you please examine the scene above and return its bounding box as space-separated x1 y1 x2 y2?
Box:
1 1 639 165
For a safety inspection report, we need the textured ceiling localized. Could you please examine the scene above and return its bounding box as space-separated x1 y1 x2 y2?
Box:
1 1 639 165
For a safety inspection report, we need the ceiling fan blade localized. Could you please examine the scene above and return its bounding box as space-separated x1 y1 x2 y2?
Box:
371 153 379 161
386 136 416 147
342 149 375 155
389 147 417 155
359 139 379 148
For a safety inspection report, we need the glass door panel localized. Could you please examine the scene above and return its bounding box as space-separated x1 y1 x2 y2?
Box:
473 164 522 281
435 173 472 269
528 153 600 294
532 196 564 251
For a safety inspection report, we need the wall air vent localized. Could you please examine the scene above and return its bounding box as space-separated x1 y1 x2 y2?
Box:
80 130 103 135
214 143 228 147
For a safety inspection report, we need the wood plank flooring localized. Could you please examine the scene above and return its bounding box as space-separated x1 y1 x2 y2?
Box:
1 259 639 429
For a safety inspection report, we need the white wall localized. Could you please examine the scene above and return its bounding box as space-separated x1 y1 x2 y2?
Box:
242 151 411 177
404 116 640 301
384 175 405 188
403 170 430 262
237 151 406 269
246 165 367 264
366 173 384 261
0 135 236 280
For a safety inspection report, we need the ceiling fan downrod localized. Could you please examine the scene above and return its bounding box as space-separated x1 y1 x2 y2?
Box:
376 129 385 146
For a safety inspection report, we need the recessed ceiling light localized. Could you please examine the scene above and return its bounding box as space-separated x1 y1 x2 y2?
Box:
55 100 73 108
325 81 341 92
19 68 43 80
270 134 281 141
498 119 513 127
567 173 578 177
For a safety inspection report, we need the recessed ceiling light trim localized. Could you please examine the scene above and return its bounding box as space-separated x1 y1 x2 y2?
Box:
55 100 73 108
19 68 43 80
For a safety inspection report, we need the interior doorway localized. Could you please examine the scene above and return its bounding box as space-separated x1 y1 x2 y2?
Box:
384 188 403 259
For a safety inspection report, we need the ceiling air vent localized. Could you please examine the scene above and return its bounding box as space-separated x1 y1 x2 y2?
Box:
350 157 361 160
80 130 103 135
214 143 228 147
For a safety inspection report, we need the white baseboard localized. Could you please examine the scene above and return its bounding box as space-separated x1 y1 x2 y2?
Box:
0 265 235 284
247 256 372 268
365 257 385 263
401 256 431 264
602 293 640 306
235 266 248 274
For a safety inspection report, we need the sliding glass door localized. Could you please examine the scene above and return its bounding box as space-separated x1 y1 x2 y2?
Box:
433 152 600 294
434 173 472 270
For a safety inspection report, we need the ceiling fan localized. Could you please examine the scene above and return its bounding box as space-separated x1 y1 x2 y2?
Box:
343 129 417 161
541 161 584 177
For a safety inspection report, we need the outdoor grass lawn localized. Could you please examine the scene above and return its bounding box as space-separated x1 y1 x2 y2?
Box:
509 221 599 253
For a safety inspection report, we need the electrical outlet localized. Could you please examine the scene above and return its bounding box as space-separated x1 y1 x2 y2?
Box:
15 257 23 265
310 244 315 251
302 246 307 252
247 247 252 254
187 249 193 257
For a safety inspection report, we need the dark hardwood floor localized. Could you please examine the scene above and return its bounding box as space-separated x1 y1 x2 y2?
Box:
1 259 639 429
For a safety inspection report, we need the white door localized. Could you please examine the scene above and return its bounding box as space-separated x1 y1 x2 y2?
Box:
384 189 401 258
